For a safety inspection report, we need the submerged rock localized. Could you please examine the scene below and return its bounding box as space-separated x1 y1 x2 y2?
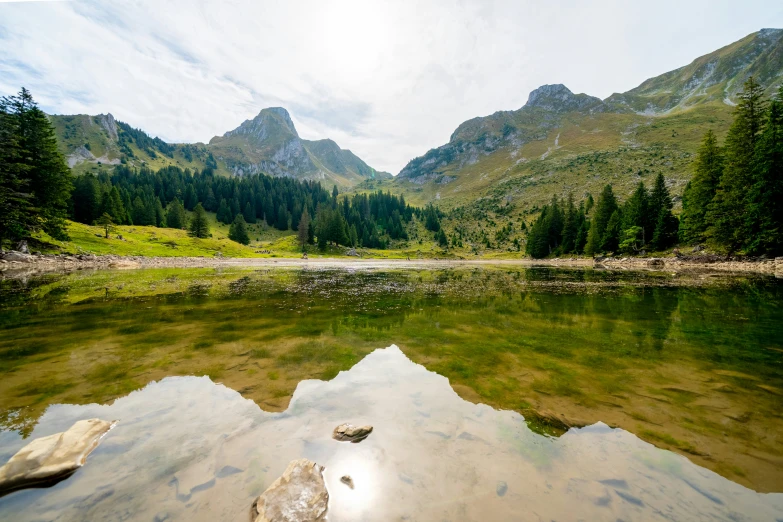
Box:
251 458 328 522
0 418 115 496
332 423 373 443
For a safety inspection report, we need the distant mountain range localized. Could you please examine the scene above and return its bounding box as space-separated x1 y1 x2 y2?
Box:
49 107 390 189
391 28 783 211
49 28 783 205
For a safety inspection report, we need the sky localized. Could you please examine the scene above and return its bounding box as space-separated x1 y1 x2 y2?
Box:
1 1 782 174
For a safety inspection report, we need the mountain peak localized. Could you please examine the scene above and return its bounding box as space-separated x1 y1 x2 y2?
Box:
524 84 604 113
221 106 299 142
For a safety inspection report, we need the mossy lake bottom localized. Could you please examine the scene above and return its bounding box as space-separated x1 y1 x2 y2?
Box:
0 265 782 520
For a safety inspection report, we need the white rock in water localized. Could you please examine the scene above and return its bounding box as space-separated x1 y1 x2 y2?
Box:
252 458 328 522
332 423 373 443
0 418 115 496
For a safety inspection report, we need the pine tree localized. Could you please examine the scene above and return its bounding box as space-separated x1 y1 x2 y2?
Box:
229 213 250 245
746 86 783 255
275 203 289 231
184 185 197 211
95 213 116 239
585 185 618 255
649 173 678 251
707 77 767 252
0 96 33 247
243 201 256 224
13 89 73 239
602 209 622 252
622 181 649 244
217 198 231 224
437 228 448 248
680 130 723 244
155 199 165 227
189 203 210 238
297 208 310 251
166 197 187 229
560 194 578 254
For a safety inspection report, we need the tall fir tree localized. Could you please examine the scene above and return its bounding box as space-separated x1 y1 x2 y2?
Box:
649 173 678 251
680 130 723 244
621 182 649 243
707 77 766 252
2 88 72 241
166 197 187 229
0 95 33 246
746 86 783 255
228 213 250 245
189 203 210 238
585 185 618 255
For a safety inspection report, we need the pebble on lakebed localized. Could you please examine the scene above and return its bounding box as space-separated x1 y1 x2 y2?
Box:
332 423 373 443
0 418 115 497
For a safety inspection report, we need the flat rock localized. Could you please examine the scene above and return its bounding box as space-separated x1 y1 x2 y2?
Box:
252 458 328 522
0 418 115 496
332 423 373 443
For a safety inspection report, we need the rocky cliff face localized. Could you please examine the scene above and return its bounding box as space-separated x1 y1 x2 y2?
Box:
208 107 384 187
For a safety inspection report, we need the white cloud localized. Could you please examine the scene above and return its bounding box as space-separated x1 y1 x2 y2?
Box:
1 0 782 173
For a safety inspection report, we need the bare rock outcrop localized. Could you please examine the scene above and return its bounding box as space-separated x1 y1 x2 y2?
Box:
0 418 115 496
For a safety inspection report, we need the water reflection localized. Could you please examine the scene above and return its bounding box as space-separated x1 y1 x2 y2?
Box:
0 346 780 521
1 267 782 493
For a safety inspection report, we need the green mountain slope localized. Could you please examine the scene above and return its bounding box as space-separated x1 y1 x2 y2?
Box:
389 28 783 217
50 106 388 189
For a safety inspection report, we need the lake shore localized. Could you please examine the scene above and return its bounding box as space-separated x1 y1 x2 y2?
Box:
2 251 782 277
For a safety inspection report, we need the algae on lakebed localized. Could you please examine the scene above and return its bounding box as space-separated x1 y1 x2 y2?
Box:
0 266 782 491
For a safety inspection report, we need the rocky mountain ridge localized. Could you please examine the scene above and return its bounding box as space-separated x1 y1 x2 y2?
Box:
392 28 783 210
50 106 389 189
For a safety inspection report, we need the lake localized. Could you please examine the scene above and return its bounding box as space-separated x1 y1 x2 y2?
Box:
0 265 782 520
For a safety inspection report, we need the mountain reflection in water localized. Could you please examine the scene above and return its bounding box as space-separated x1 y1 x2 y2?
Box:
0 345 780 521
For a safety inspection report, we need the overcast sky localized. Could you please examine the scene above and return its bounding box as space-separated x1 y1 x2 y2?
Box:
1 0 782 174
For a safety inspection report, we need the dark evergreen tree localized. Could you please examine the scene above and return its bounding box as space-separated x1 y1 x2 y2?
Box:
189 203 210 238
649 173 678 251
707 77 766 252
243 201 257 224
746 86 783 255
228 213 250 245
0 94 33 246
585 185 618 255
217 198 231 224
560 194 579 254
622 182 649 243
166 197 187 229
297 208 310 251
1 88 72 241
680 130 723 244
602 209 622 253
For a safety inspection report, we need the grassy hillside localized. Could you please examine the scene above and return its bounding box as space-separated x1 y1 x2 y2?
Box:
32 211 471 260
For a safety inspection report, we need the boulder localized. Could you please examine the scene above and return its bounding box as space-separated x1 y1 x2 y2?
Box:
251 458 328 522
2 251 32 263
16 240 29 254
0 418 115 497
332 423 373 443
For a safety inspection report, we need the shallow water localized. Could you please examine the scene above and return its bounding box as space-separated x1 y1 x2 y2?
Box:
0 266 782 520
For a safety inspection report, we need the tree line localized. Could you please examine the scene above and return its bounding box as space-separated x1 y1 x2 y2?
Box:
680 78 783 255
525 172 678 259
